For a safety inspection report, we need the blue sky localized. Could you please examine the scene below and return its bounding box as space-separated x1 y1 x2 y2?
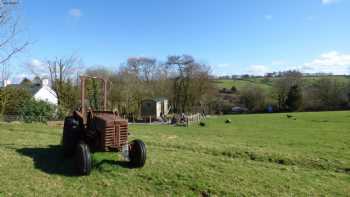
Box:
9 0 350 81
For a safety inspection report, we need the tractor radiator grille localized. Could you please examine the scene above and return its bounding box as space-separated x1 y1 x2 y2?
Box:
103 120 128 151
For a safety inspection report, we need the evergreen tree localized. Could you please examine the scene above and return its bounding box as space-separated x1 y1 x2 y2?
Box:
285 85 303 111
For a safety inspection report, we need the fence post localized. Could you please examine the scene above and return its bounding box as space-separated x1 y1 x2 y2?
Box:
149 116 151 124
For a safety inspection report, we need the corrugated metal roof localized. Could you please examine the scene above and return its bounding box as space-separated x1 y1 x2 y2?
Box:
150 97 168 102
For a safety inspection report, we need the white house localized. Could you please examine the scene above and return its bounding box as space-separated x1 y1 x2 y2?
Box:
32 78 58 105
2 78 58 105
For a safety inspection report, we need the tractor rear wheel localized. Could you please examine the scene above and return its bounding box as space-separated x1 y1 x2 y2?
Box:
62 116 80 157
75 142 92 175
129 139 147 168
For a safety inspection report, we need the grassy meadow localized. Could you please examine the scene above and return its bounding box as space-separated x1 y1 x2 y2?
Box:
0 111 349 196
214 75 350 91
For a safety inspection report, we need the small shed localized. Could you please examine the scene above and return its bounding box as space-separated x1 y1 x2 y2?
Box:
141 98 169 119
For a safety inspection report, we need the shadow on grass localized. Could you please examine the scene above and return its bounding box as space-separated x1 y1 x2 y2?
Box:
16 145 77 176
93 159 132 171
16 145 132 176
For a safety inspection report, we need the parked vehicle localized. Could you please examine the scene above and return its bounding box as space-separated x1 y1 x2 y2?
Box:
231 106 248 114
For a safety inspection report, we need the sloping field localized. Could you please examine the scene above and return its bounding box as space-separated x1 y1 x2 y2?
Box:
214 78 272 90
0 111 349 196
215 75 350 91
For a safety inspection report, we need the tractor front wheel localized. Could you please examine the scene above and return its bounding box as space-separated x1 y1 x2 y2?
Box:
62 116 80 157
75 142 92 175
129 139 147 168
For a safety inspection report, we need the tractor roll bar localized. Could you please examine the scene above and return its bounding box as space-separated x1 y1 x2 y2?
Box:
80 75 109 123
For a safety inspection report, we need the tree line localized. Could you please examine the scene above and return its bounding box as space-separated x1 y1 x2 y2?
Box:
1 55 216 120
220 71 350 113
85 55 215 116
1 58 349 122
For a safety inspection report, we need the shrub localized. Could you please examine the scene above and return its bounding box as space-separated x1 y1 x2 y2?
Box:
0 87 32 115
18 99 56 123
56 106 72 120
231 86 237 93
199 122 206 127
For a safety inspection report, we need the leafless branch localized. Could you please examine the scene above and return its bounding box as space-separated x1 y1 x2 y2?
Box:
0 41 28 65
46 55 80 106
0 2 28 65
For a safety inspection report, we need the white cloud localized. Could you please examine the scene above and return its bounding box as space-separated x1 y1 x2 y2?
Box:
301 51 350 74
321 0 338 5
69 8 82 17
27 58 48 76
246 65 270 76
264 15 272 20
29 59 44 67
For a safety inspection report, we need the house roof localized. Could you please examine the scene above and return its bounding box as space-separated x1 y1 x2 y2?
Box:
5 83 42 96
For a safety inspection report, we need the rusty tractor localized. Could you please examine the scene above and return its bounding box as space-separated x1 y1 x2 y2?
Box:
62 75 146 175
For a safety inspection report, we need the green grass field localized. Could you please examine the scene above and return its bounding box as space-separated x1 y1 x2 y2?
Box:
214 78 271 90
0 111 349 196
215 75 350 91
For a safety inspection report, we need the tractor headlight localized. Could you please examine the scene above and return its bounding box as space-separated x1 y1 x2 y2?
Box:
121 144 129 161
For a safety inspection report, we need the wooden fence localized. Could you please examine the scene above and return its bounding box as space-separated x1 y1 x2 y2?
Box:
186 113 205 127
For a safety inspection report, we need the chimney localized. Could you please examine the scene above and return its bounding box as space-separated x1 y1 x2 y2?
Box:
41 78 49 86
3 80 11 87
42 78 49 86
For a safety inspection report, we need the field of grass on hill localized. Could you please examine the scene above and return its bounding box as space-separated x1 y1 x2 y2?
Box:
0 111 349 196
215 75 350 91
214 78 272 91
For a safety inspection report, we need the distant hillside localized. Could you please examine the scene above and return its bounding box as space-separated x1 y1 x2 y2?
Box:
214 78 272 91
214 75 350 91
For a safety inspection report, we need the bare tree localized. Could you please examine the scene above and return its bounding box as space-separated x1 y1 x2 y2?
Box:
0 1 29 65
46 56 81 107
127 57 156 82
108 57 168 116
0 1 29 116
85 55 214 116
166 55 213 113
1 62 10 83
